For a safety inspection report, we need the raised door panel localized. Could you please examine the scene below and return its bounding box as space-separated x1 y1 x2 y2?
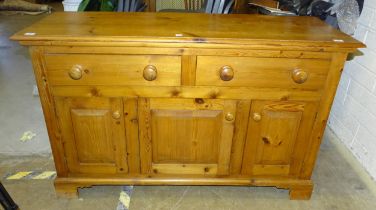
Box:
255 110 302 165
138 98 238 176
242 101 317 176
55 97 128 174
151 109 221 164
70 109 115 163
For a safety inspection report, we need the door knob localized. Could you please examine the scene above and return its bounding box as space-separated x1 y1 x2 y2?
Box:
143 65 157 81
219 66 234 81
112 111 121 119
252 113 261 122
225 113 234 121
291 69 308 84
69 65 83 80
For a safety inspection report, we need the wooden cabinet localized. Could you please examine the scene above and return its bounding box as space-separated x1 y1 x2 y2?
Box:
138 98 238 176
242 101 317 177
11 12 364 200
54 97 128 174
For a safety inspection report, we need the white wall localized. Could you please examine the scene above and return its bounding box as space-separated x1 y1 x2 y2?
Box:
328 0 376 180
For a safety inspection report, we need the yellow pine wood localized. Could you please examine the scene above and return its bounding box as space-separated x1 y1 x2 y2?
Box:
44 54 181 86
217 100 237 175
43 46 334 59
18 40 362 52
196 56 331 89
300 53 349 179
181 55 197 86
123 98 141 174
11 13 363 51
29 47 69 177
229 100 251 174
54 97 128 174
150 109 222 164
241 100 318 177
139 98 237 176
138 98 153 174
252 165 290 176
50 86 323 101
13 13 364 200
152 163 218 175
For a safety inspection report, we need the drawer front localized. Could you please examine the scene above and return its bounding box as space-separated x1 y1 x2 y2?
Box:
44 54 181 86
196 56 330 89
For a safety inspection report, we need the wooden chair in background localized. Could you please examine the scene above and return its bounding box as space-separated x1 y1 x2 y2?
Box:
184 0 204 11
145 0 247 13
159 0 235 14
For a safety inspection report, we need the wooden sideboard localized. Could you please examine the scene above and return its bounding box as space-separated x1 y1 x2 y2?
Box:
11 12 364 200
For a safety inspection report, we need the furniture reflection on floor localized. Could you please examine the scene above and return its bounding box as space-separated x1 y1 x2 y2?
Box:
0 182 19 210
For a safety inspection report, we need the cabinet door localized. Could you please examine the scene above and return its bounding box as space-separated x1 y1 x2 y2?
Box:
138 98 238 176
55 97 128 174
242 101 317 176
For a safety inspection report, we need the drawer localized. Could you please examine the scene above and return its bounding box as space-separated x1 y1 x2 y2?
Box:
196 56 331 89
44 54 181 86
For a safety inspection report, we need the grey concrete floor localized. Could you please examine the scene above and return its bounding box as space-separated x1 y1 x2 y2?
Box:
1 130 376 210
1 12 376 210
0 14 51 155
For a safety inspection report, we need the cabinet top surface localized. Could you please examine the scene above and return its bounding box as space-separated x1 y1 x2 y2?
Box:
11 12 364 50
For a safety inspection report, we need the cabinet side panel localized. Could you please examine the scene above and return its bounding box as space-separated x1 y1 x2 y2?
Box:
300 52 348 179
29 47 68 176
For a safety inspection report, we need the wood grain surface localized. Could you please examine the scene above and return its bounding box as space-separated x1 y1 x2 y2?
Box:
13 12 365 200
11 12 364 50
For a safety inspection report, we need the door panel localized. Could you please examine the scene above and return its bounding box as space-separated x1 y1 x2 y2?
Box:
242 101 317 176
70 109 115 163
138 98 238 176
255 109 302 165
55 97 128 174
151 109 221 163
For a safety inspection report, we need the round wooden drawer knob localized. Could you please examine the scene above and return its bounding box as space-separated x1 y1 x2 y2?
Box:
143 65 158 81
69 65 83 80
253 113 261 122
219 66 234 81
225 113 234 121
292 69 308 84
112 111 121 119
